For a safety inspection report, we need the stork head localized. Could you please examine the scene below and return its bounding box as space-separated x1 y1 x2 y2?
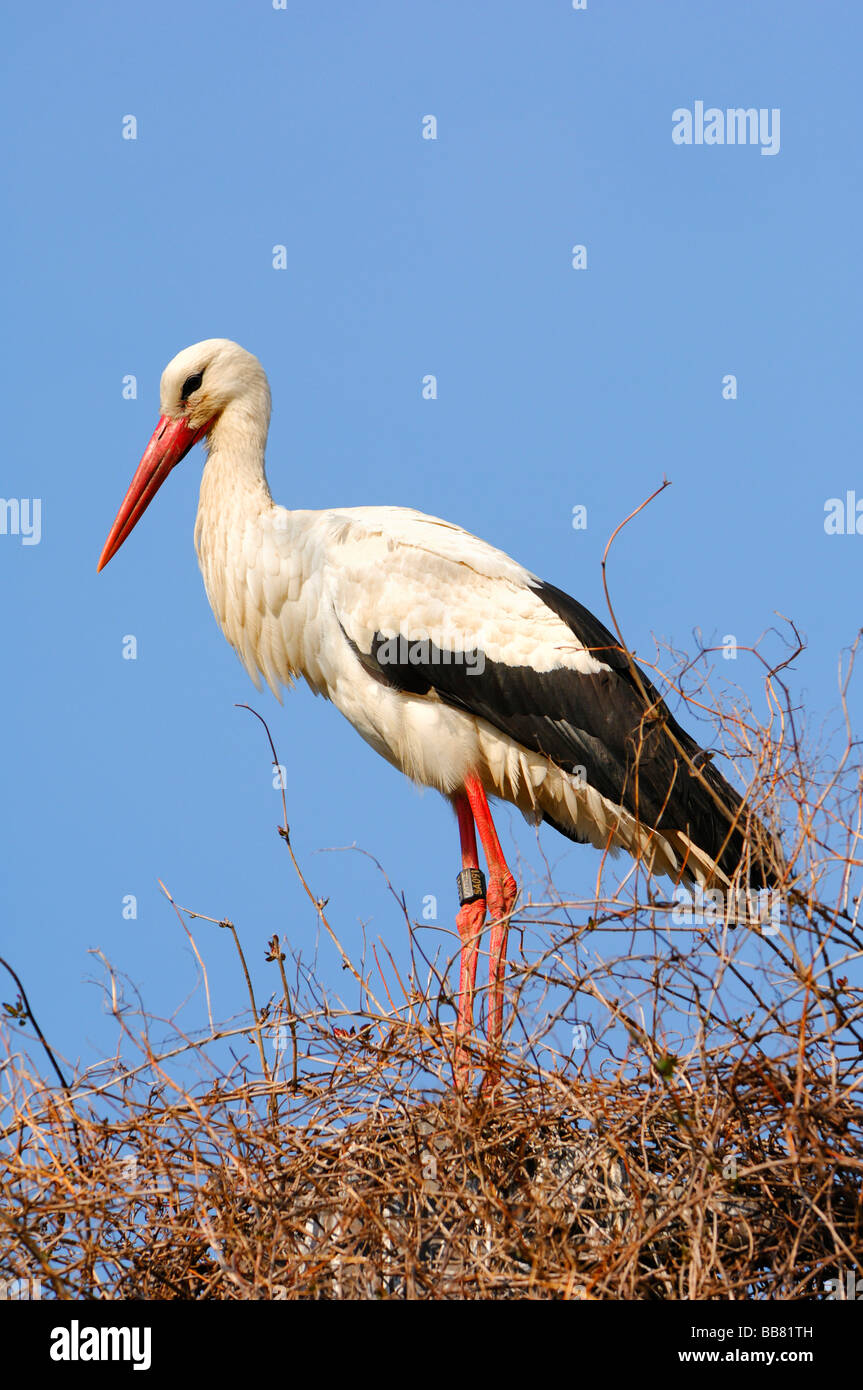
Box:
157 338 271 433
97 338 270 572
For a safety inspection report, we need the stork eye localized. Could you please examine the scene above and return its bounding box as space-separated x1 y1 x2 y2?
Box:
181 371 204 399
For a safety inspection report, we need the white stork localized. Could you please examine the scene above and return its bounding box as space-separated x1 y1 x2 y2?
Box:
98 339 775 1086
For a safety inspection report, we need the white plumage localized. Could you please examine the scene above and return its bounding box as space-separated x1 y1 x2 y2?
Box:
198 493 625 852
99 339 774 1087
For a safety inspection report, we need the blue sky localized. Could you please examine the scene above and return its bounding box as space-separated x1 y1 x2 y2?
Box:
1 2 860 1078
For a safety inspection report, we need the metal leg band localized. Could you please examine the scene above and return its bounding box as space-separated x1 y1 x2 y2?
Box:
457 867 486 906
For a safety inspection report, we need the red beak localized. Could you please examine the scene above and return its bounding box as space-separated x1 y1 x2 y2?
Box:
97 414 211 572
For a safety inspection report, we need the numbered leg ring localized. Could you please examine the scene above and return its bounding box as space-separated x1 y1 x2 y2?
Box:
457 867 487 906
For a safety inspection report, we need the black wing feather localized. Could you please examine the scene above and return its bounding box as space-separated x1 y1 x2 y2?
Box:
343 579 774 885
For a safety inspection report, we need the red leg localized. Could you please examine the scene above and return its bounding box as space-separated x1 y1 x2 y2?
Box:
464 774 517 1081
452 791 486 1088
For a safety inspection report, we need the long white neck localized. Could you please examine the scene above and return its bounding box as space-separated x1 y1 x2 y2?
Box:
194 398 277 657
192 396 322 697
200 393 273 502
196 397 274 545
